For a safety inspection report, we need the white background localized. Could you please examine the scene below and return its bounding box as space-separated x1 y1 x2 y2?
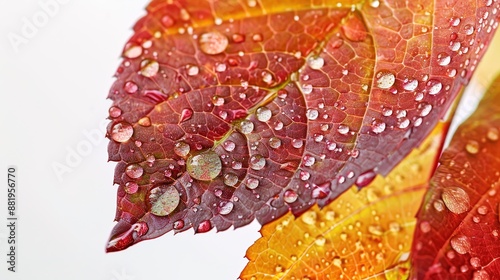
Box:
0 1 498 280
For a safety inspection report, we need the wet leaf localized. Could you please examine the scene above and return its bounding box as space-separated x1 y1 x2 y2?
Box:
410 74 500 279
105 0 500 251
241 123 446 279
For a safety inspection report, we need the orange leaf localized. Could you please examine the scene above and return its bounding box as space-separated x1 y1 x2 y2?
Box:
241 122 446 279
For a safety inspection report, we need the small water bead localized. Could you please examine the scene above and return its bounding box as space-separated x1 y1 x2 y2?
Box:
219 201 234 215
375 71 396 89
487 127 499 141
109 106 122 118
224 172 239 187
174 142 191 157
450 235 471 254
237 120 254 134
269 137 282 149
371 120 386 134
138 117 151 127
252 33 263 42
149 185 180 216
187 65 199 76
140 60 160 77
246 178 260 189
464 24 475 35
232 33 245 43
284 190 298 203
382 107 393 116
427 80 443 95
451 17 461 27
249 155 266 170
199 30 228 55
399 119 410 129
307 56 325 70
337 125 350 135
306 109 319 120
370 0 380 8
466 140 480 154
212 96 225 106
420 221 431 233
222 140 235 152
111 122 134 143
160 15 175 27
303 155 315 167
403 79 419 91
433 200 445 212
302 84 313 94
477 205 488 215
125 164 144 179
256 107 272 122
274 121 284 130
186 151 222 181
197 220 212 233
442 187 470 214
123 44 143 59
437 53 451 66
472 270 490 280
124 81 138 94
355 170 376 188
447 68 457 77
124 182 139 194
215 63 227 73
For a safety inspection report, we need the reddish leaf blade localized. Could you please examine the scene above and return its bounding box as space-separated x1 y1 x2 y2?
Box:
411 74 500 279
105 0 500 252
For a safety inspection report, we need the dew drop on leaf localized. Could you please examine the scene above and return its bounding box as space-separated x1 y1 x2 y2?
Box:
125 164 144 179
140 60 160 77
186 151 222 181
224 172 239 187
427 80 443 95
487 127 499 141
196 220 212 233
223 140 235 152
109 106 122 118
199 30 228 55
124 182 139 194
442 187 470 214
472 270 490 280
450 235 471 254
375 71 395 89
307 56 325 70
245 178 259 189
355 170 377 188
249 155 266 170
219 201 234 215
256 107 272 122
465 140 480 154
149 185 180 216
268 137 282 149
111 122 134 143
284 190 298 203
173 219 184 230
174 141 191 157
123 81 138 93
124 44 143 59
237 120 254 134
437 53 452 66
403 79 419 91
179 108 193 122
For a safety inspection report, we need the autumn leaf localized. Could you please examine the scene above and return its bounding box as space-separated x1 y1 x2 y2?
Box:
240 121 446 279
105 0 500 252
410 74 500 278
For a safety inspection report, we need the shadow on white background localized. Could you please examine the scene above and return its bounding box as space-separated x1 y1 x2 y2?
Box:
0 1 260 279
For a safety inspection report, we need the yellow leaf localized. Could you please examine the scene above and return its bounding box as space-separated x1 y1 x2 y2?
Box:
241 122 446 280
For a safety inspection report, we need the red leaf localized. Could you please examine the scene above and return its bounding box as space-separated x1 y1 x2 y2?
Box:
105 0 500 251
410 74 500 279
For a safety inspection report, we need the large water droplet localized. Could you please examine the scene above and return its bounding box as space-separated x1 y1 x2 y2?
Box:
224 172 239 187
249 155 266 170
375 71 395 89
179 108 193 122
437 53 451 66
237 120 254 134
223 140 235 152
307 56 325 70
187 151 222 181
256 107 272 122
337 124 350 135
125 164 144 179
472 270 490 280
403 79 419 91
442 187 470 214
219 201 234 215
174 141 191 157
199 31 228 55
301 84 313 94
149 185 180 216
269 137 282 149
371 120 386 134
245 178 259 189
427 80 443 95
140 60 160 77
355 170 377 188
284 190 298 203
420 103 433 117
450 235 471 254
124 44 143 59
196 220 212 233
306 109 319 120
111 122 134 142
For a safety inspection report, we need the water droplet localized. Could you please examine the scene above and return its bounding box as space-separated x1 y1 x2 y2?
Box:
399 119 410 129
433 200 445 212
160 15 175 27
477 205 488 215
370 0 380 8
465 140 480 154
355 170 376 188
315 236 326 246
371 120 386 134
237 120 254 134
124 182 139 194
124 44 143 59
487 127 499 141
437 53 451 66
303 155 315 167
308 56 325 70
292 139 304 149
306 109 319 120
427 80 443 95
212 96 225 106
337 125 349 135
125 164 144 179
149 185 180 216
420 103 433 117
180 108 193 122
450 235 471 254
174 142 190 157
284 190 298 203
187 151 222 181
368 225 383 236
472 270 490 280
252 33 263 42
442 187 470 214
420 221 431 233
470 257 481 268
124 81 138 94
187 65 199 76
269 137 282 149
232 33 245 43
219 201 234 215
138 116 151 127
223 140 235 152
464 24 475 35
199 30 228 55
403 79 419 91
215 63 227 72
245 178 259 189
196 220 212 233
249 155 266 170
301 84 313 94
111 122 134 142
224 172 239 187
256 107 272 122
109 106 122 118
312 183 330 199
140 60 160 77
375 71 395 89
301 211 317 225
